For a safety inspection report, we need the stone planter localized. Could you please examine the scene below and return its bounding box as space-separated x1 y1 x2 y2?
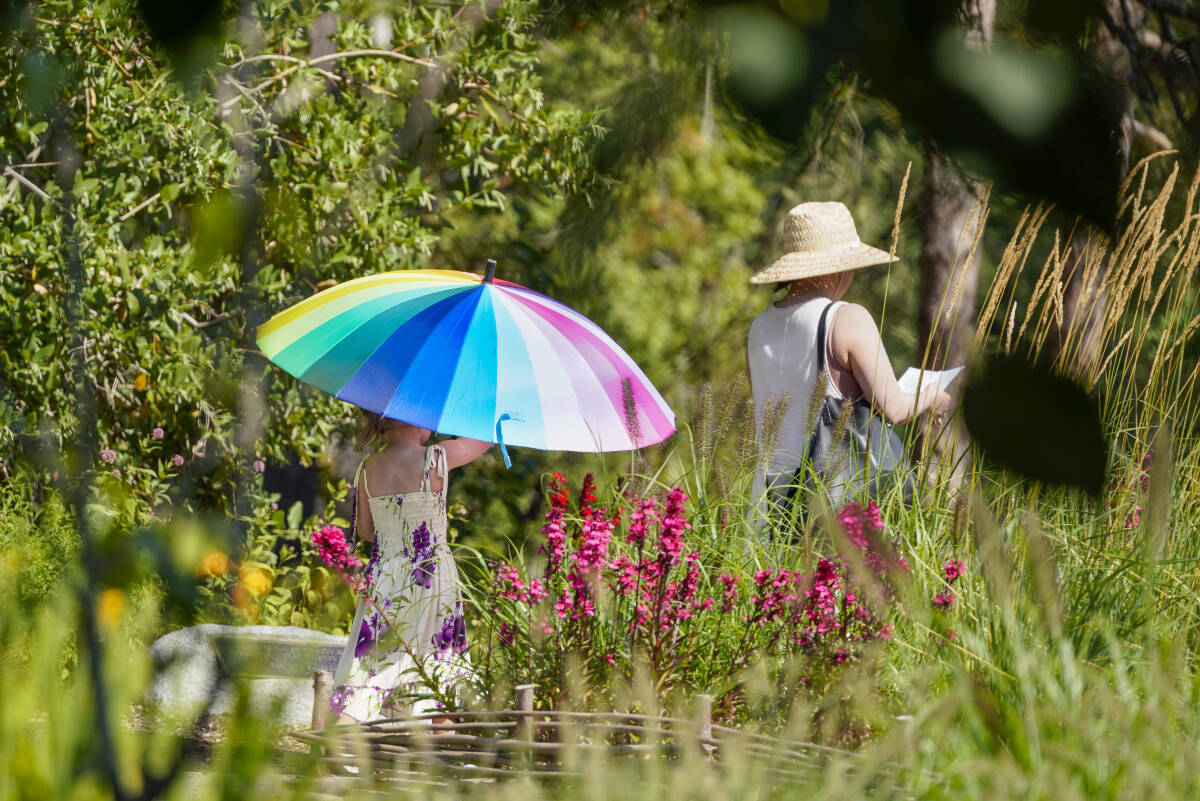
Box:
209 630 343 679
147 624 348 727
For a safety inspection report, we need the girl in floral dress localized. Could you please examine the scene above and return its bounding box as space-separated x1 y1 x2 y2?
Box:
331 416 490 722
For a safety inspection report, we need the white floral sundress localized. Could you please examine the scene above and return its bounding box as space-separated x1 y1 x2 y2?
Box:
330 445 470 721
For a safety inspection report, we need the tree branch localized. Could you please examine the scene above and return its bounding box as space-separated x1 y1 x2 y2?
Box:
3 166 75 218
1141 0 1200 23
114 190 161 222
230 48 435 72
1132 118 1174 149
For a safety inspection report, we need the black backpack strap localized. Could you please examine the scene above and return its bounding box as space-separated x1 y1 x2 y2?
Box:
815 300 836 375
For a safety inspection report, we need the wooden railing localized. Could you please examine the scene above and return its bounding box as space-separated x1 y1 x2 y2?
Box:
300 671 854 782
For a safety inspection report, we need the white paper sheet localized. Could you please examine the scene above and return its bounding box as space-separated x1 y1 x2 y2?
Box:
896 366 965 395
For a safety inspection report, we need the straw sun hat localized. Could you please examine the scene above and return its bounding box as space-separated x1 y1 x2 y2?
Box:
750 201 897 285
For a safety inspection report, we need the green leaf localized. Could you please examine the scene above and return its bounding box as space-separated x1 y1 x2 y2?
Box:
161 182 181 202
286 501 304 532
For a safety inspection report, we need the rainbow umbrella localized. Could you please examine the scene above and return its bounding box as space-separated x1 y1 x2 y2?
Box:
256 262 675 464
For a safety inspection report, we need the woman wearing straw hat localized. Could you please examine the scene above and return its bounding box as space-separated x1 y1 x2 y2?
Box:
747 201 952 523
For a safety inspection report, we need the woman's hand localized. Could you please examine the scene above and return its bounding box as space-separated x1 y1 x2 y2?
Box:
928 389 953 426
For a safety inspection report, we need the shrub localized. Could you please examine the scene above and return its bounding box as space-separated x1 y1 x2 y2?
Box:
194 497 361 634
471 474 906 719
0 476 79 607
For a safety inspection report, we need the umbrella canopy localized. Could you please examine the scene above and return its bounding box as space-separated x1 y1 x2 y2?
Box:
257 265 675 459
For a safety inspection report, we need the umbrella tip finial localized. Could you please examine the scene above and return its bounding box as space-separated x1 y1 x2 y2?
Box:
484 259 497 284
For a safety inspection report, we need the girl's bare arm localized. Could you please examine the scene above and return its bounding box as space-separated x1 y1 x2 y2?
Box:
442 437 493 470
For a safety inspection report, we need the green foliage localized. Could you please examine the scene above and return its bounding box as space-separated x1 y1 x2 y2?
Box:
0 474 79 607
195 495 361 634
0 0 602 525
4 2 1200 797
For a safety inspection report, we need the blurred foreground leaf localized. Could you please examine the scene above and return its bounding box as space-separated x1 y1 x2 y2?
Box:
133 0 224 84
702 0 1124 230
963 352 1106 496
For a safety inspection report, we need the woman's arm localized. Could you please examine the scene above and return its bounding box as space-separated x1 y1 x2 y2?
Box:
831 303 951 425
441 437 493 470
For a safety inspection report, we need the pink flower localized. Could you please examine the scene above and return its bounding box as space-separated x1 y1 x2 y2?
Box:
864 500 884 531
496 563 528 602
579 472 598 517
626 498 658 546
718 572 739 613
152 426 164 440
605 653 615 665
540 474 570 576
111 469 121 478
656 487 691 568
312 524 365 580
943 559 965 583
253 459 266 474
837 503 867 548
575 512 614 572
100 448 117 464
1125 505 1143 530
528 579 547 603
933 591 956 609
172 454 185 467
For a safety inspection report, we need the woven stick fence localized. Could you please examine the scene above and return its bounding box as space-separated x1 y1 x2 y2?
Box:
298 672 856 783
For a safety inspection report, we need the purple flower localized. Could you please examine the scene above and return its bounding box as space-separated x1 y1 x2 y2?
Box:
172 454 185 467
933 591 956 609
431 614 467 653
100 448 117 464
111 469 121 478
253 459 266 474
356 615 379 658
330 686 352 717
152 426 164 440
408 522 436 589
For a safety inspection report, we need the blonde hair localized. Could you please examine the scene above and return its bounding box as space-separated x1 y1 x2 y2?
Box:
356 412 431 450
356 410 388 451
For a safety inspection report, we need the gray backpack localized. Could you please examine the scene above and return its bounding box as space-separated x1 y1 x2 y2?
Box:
787 301 917 510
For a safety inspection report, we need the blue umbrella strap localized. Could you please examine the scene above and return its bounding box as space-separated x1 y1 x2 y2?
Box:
495 413 525 469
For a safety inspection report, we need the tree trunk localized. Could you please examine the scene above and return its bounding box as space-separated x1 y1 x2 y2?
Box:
913 0 993 486
915 0 993 371
1056 0 1137 381
915 153 985 372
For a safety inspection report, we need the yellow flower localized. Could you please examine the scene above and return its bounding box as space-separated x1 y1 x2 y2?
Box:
238 565 273 599
96 588 125 629
196 550 232 579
